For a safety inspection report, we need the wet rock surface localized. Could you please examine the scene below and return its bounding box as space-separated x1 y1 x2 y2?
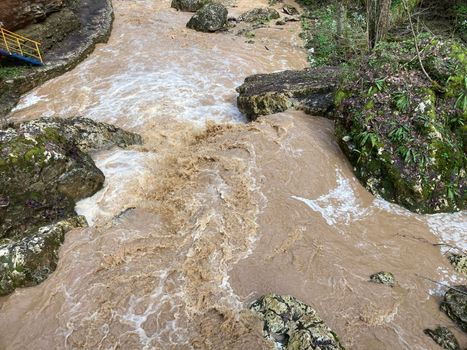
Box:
441 286 467 332
236 67 339 120
239 7 280 23
369 271 395 287
171 0 210 12
424 326 461 350
250 294 344 350
0 216 86 295
186 3 228 32
0 117 141 295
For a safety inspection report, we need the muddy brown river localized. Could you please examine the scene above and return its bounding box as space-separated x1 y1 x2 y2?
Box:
1 0 466 349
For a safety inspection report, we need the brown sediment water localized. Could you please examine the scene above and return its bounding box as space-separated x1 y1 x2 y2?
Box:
1 0 466 349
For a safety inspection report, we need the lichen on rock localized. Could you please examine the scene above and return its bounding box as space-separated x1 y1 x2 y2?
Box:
239 7 280 23
424 326 461 350
447 254 467 276
171 0 211 12
186 3 228 33
440 285 467 332
369 271 395 287
0 116 141 295
250 294 345 350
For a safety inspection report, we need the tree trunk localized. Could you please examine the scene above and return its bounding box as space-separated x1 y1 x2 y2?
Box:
367 0 391 50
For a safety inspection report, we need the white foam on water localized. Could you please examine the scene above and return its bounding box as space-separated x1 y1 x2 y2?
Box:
425 212 467 253
75 149 154 225
292 170 369 226
11 93 46 112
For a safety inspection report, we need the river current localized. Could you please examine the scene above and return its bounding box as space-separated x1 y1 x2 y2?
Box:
1 0 466 349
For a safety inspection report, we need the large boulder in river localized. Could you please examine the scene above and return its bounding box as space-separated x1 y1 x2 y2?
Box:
250 294 345 349
236 67 339 120
172 0 211 12
441 286 467 332
239 7 280 23
0 117 142 295
186 3 228 33
424 326 461 350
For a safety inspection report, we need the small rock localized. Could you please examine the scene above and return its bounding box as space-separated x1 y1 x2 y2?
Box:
424 326 461 350
239 7 280 23
369 271 395 287
186 3 228 32
276 20 286 25
250 294 345 350
171 0 211 12
448 254 467 276
282 5 299 16
441 286 467 332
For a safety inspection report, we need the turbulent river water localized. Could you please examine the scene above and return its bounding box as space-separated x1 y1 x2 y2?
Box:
1 0 466 349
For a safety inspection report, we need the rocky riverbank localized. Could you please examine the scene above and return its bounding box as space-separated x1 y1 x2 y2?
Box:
0 117 141 295
0 0 114 122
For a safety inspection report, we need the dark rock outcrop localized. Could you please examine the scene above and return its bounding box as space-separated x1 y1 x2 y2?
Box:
171 0 211 12
239 7 280 23
186 3 228 33
0 0 64 31
0 117 142 295
236 67 339 120
0 216 86 295
335 38 466 214
441 286 467 332
250 294 345 350
424 326 461 350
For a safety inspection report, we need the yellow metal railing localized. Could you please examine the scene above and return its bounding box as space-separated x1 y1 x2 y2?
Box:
0 27 43 64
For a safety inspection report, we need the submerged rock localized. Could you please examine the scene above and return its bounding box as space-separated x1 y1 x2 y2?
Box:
186 3 228 32
0 117 141 295
171 0 211 12
250 294 345 350
441 286 467 332
369 271 395 287
448 254 467 276
239 7 280 23
236 67 339 120
424 326 461 350
0 216 86 295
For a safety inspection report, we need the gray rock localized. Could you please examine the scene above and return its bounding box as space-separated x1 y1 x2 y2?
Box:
424 326 461 350
441 286 467 332
369 271 395 287
186 3 228 33
0 117 141 295
171 0 211 12
236 67 339 120
250 294 345 350
0 216 87 295
239 7 280 23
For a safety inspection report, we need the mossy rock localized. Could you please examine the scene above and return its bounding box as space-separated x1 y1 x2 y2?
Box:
424 326 461 350
250 294 345 349
335 37 466 214
369 271 395 287
448 254 467 276
186 3 228 33
239 7 280 23
441 286 467 332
